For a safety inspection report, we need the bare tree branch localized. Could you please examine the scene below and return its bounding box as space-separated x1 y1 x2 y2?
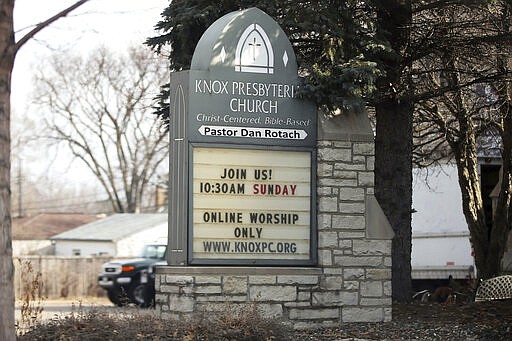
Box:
34 45 168 213
15 0 90 53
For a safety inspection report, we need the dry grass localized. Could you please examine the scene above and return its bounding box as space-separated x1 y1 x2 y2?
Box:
15 259 46 335
17 303 291 340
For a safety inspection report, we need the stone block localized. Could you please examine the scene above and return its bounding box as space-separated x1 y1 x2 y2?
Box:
318 178 358 187
278 275 319 285
332 170 357 179
159 285 180 294
339 240 352 249
323 268 343 275
317 141 332 147
317 163 333 177
361 281 382 297
195 276 222 284
332 215 365 230
384 281 392 296
223 276 247 294
169 296 194 313
318 148 351 162
352 155 366 164
312 291 358 306
285 301 312 308
334 162 366 171
297 291 311 301
250 285 297 301
334 256 383 267
343 281 359 290
333 141 352 148
338 231 366 239
318 231 338 248
249 276 276 284
360 297 392 306
366 269 392 280
353 240 391 256
344 268 365 280
194 285 222 294
165 275 194 284
318 249 333 266
338 187 365 201
317 213 332 230
366 156 375 171
324 276 343 290
289 308 339 320
318 196 338 212
358 172 374 187
317 187 332 196
196 295 247 302
338 202 365 214
353 143 374 156
182 287 194 294
342 307 384 322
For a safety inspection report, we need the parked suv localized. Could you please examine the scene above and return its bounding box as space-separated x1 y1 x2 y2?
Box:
98 244 166 308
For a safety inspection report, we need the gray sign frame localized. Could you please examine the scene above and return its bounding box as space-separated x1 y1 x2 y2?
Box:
167 7 318 267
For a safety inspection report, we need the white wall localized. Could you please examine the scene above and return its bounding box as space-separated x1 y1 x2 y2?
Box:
412 164 474 273
12 240 53 256
412 164 467 234
115 223 167 257
54 240 115 256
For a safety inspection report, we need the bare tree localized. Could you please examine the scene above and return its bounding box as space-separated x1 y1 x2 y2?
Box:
34 46 168 213
0 1 89 339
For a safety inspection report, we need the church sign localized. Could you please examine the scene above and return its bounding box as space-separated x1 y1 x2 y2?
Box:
169 7 317 265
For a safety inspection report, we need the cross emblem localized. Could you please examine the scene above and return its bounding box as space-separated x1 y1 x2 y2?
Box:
248 37 261 61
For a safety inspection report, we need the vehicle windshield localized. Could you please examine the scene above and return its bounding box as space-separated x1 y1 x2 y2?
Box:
139 245 166 259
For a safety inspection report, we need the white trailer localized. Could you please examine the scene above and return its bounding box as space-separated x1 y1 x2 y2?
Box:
412 164 476 280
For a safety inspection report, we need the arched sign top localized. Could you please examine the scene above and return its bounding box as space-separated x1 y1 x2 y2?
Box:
191 7 298 80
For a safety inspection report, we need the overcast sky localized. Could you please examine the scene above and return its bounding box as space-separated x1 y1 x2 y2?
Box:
12 0 168 107
11 0 169 188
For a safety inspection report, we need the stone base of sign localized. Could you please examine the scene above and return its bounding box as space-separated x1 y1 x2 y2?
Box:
155 265 390 328
155 111 394 327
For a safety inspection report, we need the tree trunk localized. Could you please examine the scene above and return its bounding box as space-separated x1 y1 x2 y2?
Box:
0 1 15 339
488 33 512 279
374 0 413 302
375 98 413 302
452 139 489 279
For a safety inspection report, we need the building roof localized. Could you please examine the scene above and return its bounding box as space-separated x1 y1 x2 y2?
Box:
51 213 167 242
12 213 101 240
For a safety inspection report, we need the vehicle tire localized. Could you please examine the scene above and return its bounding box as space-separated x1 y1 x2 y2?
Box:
107 288 130 307
129 281 153 308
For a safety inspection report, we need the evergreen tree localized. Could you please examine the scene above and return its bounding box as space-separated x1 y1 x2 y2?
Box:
146 0 382 127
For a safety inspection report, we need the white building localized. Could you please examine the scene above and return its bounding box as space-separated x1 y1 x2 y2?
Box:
51 214 167 257
412 164 475 279
412 161 512 279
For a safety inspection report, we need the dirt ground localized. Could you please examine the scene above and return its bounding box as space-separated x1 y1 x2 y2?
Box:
296 299 512 340
17 297 512 340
